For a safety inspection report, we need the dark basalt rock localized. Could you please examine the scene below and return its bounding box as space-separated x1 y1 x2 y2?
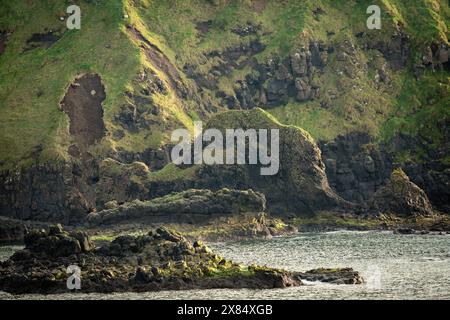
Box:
0 162 94 223
319 132 450 213
0 225 362 294
298 268 363 285
88 188 266 225
366 31 410 71
0 217 26 244
371 169 435 217
21 223 94 257
320 132 393 203
186 40 326 110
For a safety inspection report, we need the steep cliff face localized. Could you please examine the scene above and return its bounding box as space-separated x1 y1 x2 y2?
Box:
0 163 93 223
0 1 448 222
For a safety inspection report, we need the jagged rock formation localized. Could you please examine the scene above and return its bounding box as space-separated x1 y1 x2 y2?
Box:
88 188 266 225
188 40 327 110
23 224 94 257
0 225 362 294
0 217 26 244
371 168 435 217
0 226 333 294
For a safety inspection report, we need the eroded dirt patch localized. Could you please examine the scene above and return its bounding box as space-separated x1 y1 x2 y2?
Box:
60 74 106 148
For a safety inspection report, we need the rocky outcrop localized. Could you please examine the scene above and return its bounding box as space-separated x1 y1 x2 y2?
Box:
402 161 450 213
0 225 361 294
236 41 326 108
415 43 450 75
23 224 94 257
0 217 26 244
366 31 410 71
186 40 327 110
0 217 51 244
88 188 266 225
113 146 171 171
298 268 363 285
114 68 166 133
371 169 435 217
193 108 348 214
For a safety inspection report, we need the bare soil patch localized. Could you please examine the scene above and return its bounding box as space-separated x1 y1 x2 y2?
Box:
60 74 106 148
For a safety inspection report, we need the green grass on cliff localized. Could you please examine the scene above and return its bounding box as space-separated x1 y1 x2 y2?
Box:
0 0 140 168
137 0 449 147
0 0 194 170
0 0 449 169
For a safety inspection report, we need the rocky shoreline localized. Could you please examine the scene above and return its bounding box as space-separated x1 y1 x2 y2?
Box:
0 225 362 294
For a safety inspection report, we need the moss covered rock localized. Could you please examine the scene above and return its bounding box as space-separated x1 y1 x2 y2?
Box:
196 108 347 214
88 188 266 225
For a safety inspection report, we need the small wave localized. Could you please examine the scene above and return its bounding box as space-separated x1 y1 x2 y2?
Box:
323 230 371 235
300 279 322 286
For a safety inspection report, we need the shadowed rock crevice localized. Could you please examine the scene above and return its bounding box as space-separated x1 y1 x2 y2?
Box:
0 30 8 55
24 31 62 51
60 74 106 148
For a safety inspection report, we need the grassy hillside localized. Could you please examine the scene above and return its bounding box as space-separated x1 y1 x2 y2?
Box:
0 0 449 170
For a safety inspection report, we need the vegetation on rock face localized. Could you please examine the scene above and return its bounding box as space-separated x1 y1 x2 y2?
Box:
0 0 448 169
199 108 346 213
88 188 267 225
0 1 448 221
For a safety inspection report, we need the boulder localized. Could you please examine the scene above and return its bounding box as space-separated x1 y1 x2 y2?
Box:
20 224 94 257
0 217 26 243
371 168 435 217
